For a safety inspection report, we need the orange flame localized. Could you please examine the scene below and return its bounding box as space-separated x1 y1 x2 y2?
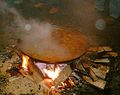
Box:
22 55 29 71
44 66 60 80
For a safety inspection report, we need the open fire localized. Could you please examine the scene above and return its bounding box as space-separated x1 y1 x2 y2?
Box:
22 54 29 71
43 65 60 80
22 54 61 81
20 46 112 95
21 54 68 94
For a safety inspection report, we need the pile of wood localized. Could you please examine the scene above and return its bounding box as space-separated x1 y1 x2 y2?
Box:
23 46 119 95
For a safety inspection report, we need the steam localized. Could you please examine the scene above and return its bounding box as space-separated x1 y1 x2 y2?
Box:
20 21 69 58
0 1 69 59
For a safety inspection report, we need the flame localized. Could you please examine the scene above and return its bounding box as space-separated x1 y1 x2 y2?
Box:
68 78 75 86
22 55 29 71
44 66 60 80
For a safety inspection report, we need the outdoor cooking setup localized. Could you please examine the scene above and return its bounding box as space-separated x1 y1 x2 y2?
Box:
0 26 115 95
1 0 120 94
0 28 116 95
16 28 111 95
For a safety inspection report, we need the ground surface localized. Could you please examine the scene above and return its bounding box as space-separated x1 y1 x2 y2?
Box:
0 0 120 95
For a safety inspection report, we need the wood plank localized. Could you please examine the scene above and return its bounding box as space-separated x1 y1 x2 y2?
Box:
88 46 112 52
28 59 44 83
90 65 109 79
53 65 72 87
103 52 118 57
76 63 98 81
83 75 106 89
92 58 110 63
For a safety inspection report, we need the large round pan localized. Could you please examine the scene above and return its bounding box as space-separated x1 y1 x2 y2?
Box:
18 28 88 63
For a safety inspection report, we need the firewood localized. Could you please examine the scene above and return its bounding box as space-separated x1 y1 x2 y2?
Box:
40 79 62 95
76 63 86 71
53 65 72 87
88 46 112 52
28 60 62 95
102 47 112 52
28 59 44 83
103 52 118 57
76 63 98 81
82 75 106 89
88 67 98 81
92 58 110 63
90 65 109 79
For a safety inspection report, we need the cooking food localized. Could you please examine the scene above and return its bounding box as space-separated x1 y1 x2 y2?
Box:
19 28 88 63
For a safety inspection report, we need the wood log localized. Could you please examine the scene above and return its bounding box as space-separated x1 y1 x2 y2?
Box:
88 67 98 81
75 60 109 89
28 59 44 83
103 52 118 57
92 58 110 63
28 60 63 95
53 65 72 87
90 65 109 79
88 46 112 52
76 63 86 71
76 63 98 81
26 59 62 95
82 75 106 89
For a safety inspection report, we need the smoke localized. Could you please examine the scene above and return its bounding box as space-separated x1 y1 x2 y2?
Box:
19 21 70 59
0 0 69 60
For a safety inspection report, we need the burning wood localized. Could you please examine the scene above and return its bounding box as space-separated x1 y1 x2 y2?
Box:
40 79 53 94
2 41 120 95
22 55 29 71
21 54 63 95
43 65 60 81
19 46 113 94
28 59 44 83
53 65 72 88
21 51 110 92
21 54 44 83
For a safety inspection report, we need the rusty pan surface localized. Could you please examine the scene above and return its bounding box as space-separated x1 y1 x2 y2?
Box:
19 28 88 63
